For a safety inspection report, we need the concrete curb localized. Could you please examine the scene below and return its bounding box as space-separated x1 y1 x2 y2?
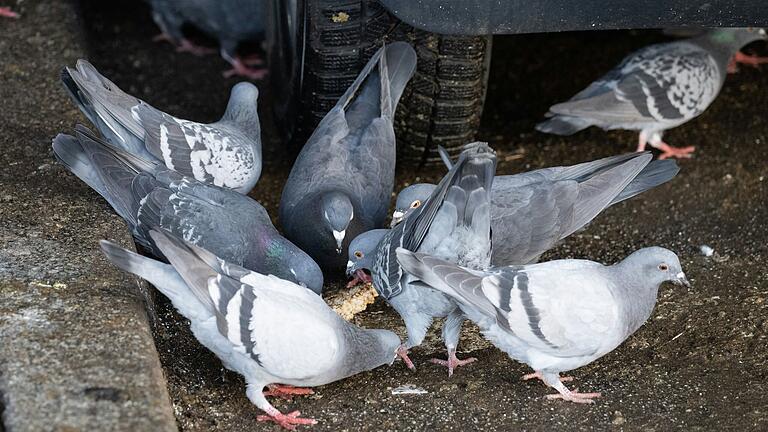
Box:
0 0 177 430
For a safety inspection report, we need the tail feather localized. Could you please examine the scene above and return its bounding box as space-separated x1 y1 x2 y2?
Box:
535 115 591 136
99 239 207 318
52 133 109 199
383 41 418 114
611 159 679 205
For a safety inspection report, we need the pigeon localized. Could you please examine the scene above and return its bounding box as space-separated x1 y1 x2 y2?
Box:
62 59 262 193
396 247 690 403
148 0 269 79
391 151 679 265
536 28 768 160
100 229 401 429
279 42 417 273
53 125 323 293
346 142 497 375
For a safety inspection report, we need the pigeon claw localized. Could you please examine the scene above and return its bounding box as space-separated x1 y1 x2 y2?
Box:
655 142 695 160
0 7 19 18
346 269 372 289
545 389 602 404
257 409 317 430
430 349 477 377
263 384 315 400
223 57 268 81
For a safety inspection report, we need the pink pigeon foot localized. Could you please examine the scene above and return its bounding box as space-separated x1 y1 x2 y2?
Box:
729 51 768 73
430 349 477 377
655 142 695 160
257 407 317 430
521 371 574 383
542 377 601 404
153 33 216 56
223 57 268 80
346 269 372 288
0 7 19 18
240 53 265 66
397 344 416 371
263 384 315 400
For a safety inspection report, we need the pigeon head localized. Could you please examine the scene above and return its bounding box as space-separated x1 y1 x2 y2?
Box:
708 27 768 49
346 229 389 278
369 329 403 366
286 253 325 295
391 183 436 227
344 327 403 375
620 247 690 288
320 191 355 254
221 82 260 135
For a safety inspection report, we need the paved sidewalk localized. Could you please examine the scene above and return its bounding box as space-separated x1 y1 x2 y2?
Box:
0 1 176 430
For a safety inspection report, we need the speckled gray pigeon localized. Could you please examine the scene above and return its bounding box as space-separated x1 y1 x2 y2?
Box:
62 59 262 193
53 125 322 293
100 229 401 429
392 151 679 266
347 142 497 376
279 42 417 273
396 247 689 403
536 28 767 159
148 0 268 79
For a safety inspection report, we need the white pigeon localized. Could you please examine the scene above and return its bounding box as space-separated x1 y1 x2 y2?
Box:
101 230 401 429
396 247 690 403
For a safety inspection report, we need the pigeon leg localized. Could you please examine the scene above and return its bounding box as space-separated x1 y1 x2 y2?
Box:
539 372 601 404
733 51 768 68
223 56 268 80
263 384 315 400
153 33 216 56
0 7 19 18
430 348 477 377
636 132 648 152
346 269 372 288
247 384 317 430
654 142 695 160
256 407 318 430
240 53 265 66
521 371 573 383
397 344 416 370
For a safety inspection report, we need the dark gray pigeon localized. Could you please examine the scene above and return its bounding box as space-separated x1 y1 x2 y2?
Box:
148 0 268 79
62 59 262 193
396 247 689 403
279 42 417 273
392 151 679 265
347 142 497 376
100 229 401 428
53 125 322 293
536 28 767 159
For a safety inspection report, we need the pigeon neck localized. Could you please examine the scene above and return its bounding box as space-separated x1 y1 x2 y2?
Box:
610 262 661 336
221 98 261 141
340 326 398 376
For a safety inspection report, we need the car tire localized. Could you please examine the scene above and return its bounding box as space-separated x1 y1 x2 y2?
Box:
272 0 491 166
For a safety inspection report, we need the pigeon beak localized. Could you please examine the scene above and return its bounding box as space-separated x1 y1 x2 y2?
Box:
390 210 405 227
345 260 355 277
673 271 691 287
333 229 345 254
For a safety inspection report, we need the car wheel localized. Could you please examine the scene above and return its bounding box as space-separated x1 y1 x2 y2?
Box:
268 0 492 166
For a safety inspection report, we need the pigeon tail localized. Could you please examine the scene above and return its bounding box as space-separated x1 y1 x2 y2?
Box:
382 42 418 115
611 159 680 205
536 115 592 136
99 239 206 316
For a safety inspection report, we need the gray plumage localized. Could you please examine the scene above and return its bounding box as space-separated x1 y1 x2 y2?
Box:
53 125 322 293
148 0 266 63
536 28 767 155
347 142 496 364
279 42 417 272
62 59 262 193
393 152 679 265
396 247 690 402
100 230 400 425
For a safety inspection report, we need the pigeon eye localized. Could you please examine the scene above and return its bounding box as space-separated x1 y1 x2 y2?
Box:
410 200 421 209
658 263 669 271
354 251 364 259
